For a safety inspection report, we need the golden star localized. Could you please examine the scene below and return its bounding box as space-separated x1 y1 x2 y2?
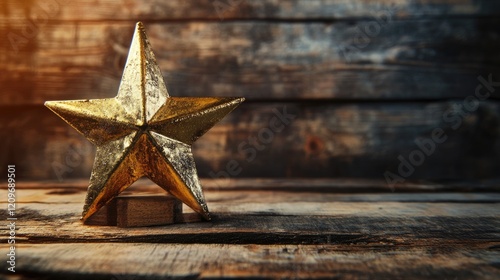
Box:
45 22 244 222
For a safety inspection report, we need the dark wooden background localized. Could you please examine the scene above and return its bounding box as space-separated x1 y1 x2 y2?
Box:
1 0 500 183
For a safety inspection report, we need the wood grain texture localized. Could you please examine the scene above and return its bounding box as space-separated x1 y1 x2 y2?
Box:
1 0 499 21
12 179 500 201
15 177 500 193
115 195 183 227
2 101 499 180
84 198 117 226
1 186 499 244
12 243 500 279
0 20 499 103
0 183 498 279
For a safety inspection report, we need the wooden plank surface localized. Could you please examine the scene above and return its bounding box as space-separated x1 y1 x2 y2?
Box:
1 20 499 103
2 101 500 181
13 243 500 279
1 184 499 243
0 182 498 279
7 202 499 244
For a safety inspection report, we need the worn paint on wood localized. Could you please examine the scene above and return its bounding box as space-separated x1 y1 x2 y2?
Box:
1 102 499 180
1 20 499 103
1 0 499 21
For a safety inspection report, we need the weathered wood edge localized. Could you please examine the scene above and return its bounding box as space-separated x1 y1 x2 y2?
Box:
14 178 500 192
2 198 498 245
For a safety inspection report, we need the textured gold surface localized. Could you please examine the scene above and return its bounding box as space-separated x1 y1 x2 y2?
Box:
45 22 244 222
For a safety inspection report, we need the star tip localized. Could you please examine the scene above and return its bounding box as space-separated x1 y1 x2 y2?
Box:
80 208 94 223
198 207 211 221
80 217 88 224
44 100 58 110
232 97 245 106
228 97 245 104
133 22 146 34
203 213 212 221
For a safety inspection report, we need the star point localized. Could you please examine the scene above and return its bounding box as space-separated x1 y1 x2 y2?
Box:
45 22 244 223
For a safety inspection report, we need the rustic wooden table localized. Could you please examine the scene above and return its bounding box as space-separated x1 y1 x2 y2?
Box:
2 178 499 279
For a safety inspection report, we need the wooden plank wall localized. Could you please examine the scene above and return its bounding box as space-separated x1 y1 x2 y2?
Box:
1 0 499 182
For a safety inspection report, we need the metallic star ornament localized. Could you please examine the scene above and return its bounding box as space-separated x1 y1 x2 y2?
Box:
45 22 244 222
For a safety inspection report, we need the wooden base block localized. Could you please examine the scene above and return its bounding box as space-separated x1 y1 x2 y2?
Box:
84 195 184 227
116 195 183 228
177 212 204 223
83 199 117 226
